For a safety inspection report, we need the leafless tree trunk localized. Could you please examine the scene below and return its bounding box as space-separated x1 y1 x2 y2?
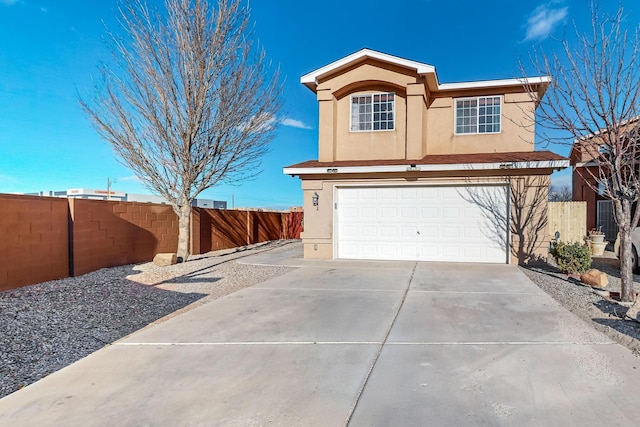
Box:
523 5 640 302
460 173 549 265
79 0 281 261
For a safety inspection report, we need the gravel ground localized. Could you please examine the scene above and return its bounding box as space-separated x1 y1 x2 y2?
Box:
6 240 640 399
0 240 299 399
521 253 640 357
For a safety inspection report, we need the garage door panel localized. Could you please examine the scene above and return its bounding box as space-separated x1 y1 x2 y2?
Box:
337 186 508 263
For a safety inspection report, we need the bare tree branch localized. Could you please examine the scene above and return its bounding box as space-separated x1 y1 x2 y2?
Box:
79 0 282 260
522 4 640 302
548 185 572 202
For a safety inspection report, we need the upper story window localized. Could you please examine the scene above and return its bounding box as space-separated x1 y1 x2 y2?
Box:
455 96 501 134
351 92 395 132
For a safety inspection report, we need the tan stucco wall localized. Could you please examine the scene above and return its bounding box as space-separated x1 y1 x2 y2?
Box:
298 173 551 265
334 89 407 161
426 92 535 155
314 59 537 162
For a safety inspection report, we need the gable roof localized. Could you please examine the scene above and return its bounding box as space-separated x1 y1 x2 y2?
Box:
300 49 436 90
300 48 551 95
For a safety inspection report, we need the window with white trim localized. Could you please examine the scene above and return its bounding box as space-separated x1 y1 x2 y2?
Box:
350 92 395 131
455 96 501 134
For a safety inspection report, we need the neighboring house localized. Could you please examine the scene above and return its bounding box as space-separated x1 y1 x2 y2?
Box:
570 117 640 241
284 49 568 264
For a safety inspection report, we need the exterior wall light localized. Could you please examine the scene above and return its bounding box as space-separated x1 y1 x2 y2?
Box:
312 192 319 210
326 168 338 173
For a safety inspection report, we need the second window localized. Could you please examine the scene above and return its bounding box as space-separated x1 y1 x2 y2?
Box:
455 96 501 134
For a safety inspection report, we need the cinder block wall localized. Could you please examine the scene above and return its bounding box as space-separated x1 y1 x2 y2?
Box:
1 196 303 291
0 194 69 291
69 199 178 276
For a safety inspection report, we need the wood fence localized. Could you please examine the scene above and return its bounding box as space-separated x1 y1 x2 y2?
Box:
548 201 587 243
0 194 303 292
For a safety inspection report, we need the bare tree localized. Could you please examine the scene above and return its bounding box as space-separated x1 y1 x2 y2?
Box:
460 173 549 265
548 185 572 202
80 0 281 261
523 5 640 303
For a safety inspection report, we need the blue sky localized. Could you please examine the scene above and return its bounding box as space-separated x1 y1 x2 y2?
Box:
0 0 636 208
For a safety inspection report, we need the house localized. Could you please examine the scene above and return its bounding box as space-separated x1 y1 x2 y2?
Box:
284 49 568 264
570 117 640 241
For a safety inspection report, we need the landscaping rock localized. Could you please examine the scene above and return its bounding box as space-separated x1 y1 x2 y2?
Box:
153 253 177 267
580 269 608 288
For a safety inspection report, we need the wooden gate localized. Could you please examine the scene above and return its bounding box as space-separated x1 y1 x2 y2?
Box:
548 201 587 243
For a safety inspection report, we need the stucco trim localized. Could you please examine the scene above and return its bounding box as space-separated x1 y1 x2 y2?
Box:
284 160 569 176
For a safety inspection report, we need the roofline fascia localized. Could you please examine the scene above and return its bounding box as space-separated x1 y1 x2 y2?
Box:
437 76 551 92
300 48 437 89
283 160 569 176
300 48 551 94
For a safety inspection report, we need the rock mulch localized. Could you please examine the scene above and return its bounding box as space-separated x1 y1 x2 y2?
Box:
0 240 299 399
521 253 640 357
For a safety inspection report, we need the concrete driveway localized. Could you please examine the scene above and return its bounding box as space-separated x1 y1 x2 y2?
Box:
2 248 640 426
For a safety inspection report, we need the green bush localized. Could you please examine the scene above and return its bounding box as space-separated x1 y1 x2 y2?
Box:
550 241 592 274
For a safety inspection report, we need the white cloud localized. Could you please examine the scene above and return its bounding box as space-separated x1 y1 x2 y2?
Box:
0 0 20 5
281 118 312 130
524 3 568 42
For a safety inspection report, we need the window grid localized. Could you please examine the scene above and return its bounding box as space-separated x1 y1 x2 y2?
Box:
351 92 394 132
455 96 501 134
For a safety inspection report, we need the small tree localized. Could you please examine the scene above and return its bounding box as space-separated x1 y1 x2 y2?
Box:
80 0 281 261
523 5 640 302
548 185 572 202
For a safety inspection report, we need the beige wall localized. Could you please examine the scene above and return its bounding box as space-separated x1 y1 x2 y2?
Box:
314 58 537 162
426 92 535 155
334 89 407 161
298 173 551 264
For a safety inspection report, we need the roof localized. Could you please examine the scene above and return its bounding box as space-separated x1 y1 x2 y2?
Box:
286 151 566 168
283 151 568 176
570 116 640 164
300 48 550 94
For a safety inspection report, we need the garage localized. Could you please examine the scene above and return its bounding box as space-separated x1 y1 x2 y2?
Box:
335 185 509 263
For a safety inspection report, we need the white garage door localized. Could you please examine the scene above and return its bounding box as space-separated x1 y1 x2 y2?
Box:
336 186 508 263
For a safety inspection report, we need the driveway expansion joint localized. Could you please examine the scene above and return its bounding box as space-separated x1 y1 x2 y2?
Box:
344 261 418 426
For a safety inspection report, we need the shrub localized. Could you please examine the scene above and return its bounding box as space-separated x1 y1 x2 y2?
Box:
550 241 592 274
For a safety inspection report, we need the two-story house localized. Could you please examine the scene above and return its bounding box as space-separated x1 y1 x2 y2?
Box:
284 49 568 264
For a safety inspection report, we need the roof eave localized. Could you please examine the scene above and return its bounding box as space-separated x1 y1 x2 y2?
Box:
283 160 569 176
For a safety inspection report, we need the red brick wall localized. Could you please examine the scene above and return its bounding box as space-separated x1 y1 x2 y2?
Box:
0 194 69 291
69 199 178 276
